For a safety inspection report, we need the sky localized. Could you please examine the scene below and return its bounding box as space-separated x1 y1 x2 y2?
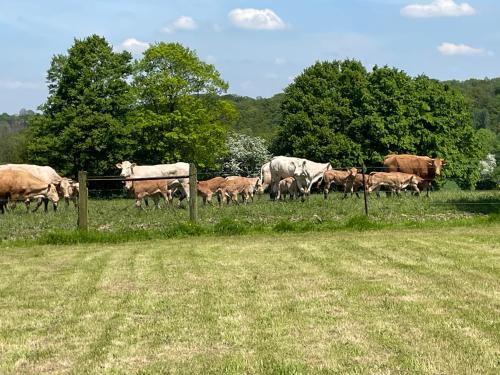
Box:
0 0 498 114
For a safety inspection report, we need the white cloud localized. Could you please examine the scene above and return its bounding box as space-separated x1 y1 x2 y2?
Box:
120 38 149 53
228 8 285 30
401 0 475 18
163 16 198 34
437 42 491 56
0 80 43 90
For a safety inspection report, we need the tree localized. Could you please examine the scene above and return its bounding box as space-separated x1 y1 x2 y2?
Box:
26 35 134 177
218 132 272 176
129 42 236 168
272 60 488 188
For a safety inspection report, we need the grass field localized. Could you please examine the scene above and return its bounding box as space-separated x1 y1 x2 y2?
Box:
0 190 499 243
0 224 498 374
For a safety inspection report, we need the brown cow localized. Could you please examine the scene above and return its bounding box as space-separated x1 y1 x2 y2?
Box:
323 168 358 199
367 172 422 197
383 154 445 195
197 177 226 205
217 177 261 205
0 169 60 213
277 177 299 201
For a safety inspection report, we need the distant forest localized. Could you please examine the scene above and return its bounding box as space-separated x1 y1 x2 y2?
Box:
1 77 499 162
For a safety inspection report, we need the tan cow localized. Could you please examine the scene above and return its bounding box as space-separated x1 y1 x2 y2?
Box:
277 177 299 200
367 172 422 196
0 163 63 211
217 177 261 205
383 154 446 195
323 168 358 199
197 177 226 205
0 169 60 213
60 178 79 207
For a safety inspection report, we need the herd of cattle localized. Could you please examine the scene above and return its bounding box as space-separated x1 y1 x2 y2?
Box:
0 154 445 213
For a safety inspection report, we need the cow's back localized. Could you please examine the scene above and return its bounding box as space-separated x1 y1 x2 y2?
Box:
383 155 430 177
0 164 62 184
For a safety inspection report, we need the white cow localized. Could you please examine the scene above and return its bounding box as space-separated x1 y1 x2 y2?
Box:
269 156 331 199
0 163 63 211
116 161 190 204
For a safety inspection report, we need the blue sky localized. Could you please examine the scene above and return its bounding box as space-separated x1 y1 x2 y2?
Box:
0 0 498 113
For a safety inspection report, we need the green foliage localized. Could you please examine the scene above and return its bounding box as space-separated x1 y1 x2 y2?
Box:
0 110 34 164
26 35 134 177
272 60 488 188
222 94 283 140
130 42 236 168
218 132 272 176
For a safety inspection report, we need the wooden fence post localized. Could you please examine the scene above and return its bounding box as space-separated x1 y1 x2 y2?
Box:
189 164 198 223
361 164 369 217
78 171 88 231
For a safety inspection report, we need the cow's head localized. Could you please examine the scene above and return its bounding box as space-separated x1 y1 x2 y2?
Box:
431 158 445 176
293 160 310 194
255 177 264 195
347 167 358 179
116 161 136 178
47 184 60 206
60 178 74 200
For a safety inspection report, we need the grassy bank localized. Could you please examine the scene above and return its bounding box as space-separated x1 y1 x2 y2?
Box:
0 226 498 374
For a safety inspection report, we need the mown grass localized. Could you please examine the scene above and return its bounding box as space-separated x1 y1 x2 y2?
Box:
0 225 498 374
0 190 499 245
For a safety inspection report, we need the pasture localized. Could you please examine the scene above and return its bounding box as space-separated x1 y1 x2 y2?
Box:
0 190 499 243
0 225 499 374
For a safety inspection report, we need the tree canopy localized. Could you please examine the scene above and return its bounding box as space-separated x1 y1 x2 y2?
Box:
27 35 134 177
272 60 489 188
129 42 236 168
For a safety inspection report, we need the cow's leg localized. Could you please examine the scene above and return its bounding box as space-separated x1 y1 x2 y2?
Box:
323 182 331 199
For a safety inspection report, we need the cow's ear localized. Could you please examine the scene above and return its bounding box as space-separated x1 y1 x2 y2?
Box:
116 163 122 169
131 163 137 168
302 160 307 167
290 161 295 168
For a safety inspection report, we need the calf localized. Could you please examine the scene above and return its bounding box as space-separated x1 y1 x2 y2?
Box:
217 177 261 205
367 172 421 197
197 177 226 205
277 177 299 201
323 168 358 199
0 169 60 213
131 178 181 209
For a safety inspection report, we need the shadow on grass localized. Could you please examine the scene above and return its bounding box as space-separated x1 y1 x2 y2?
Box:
446 195 500 215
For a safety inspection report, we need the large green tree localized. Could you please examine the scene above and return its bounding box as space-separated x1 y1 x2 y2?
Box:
27 35 134 177
272 60 488 188
129 42 236 168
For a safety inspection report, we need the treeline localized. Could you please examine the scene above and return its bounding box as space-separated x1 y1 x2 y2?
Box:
0 34 498 188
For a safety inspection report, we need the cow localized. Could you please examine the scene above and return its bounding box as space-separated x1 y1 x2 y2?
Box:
367 172 422 197
197 177 226 205
216 177 261 205
269 156 331 200
130 178 181 209
323 168 358 199
0 169 60 213
116 161 190 205
60 178 79 207
0 164 63 211
277 177 299 201
383 154 446 196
